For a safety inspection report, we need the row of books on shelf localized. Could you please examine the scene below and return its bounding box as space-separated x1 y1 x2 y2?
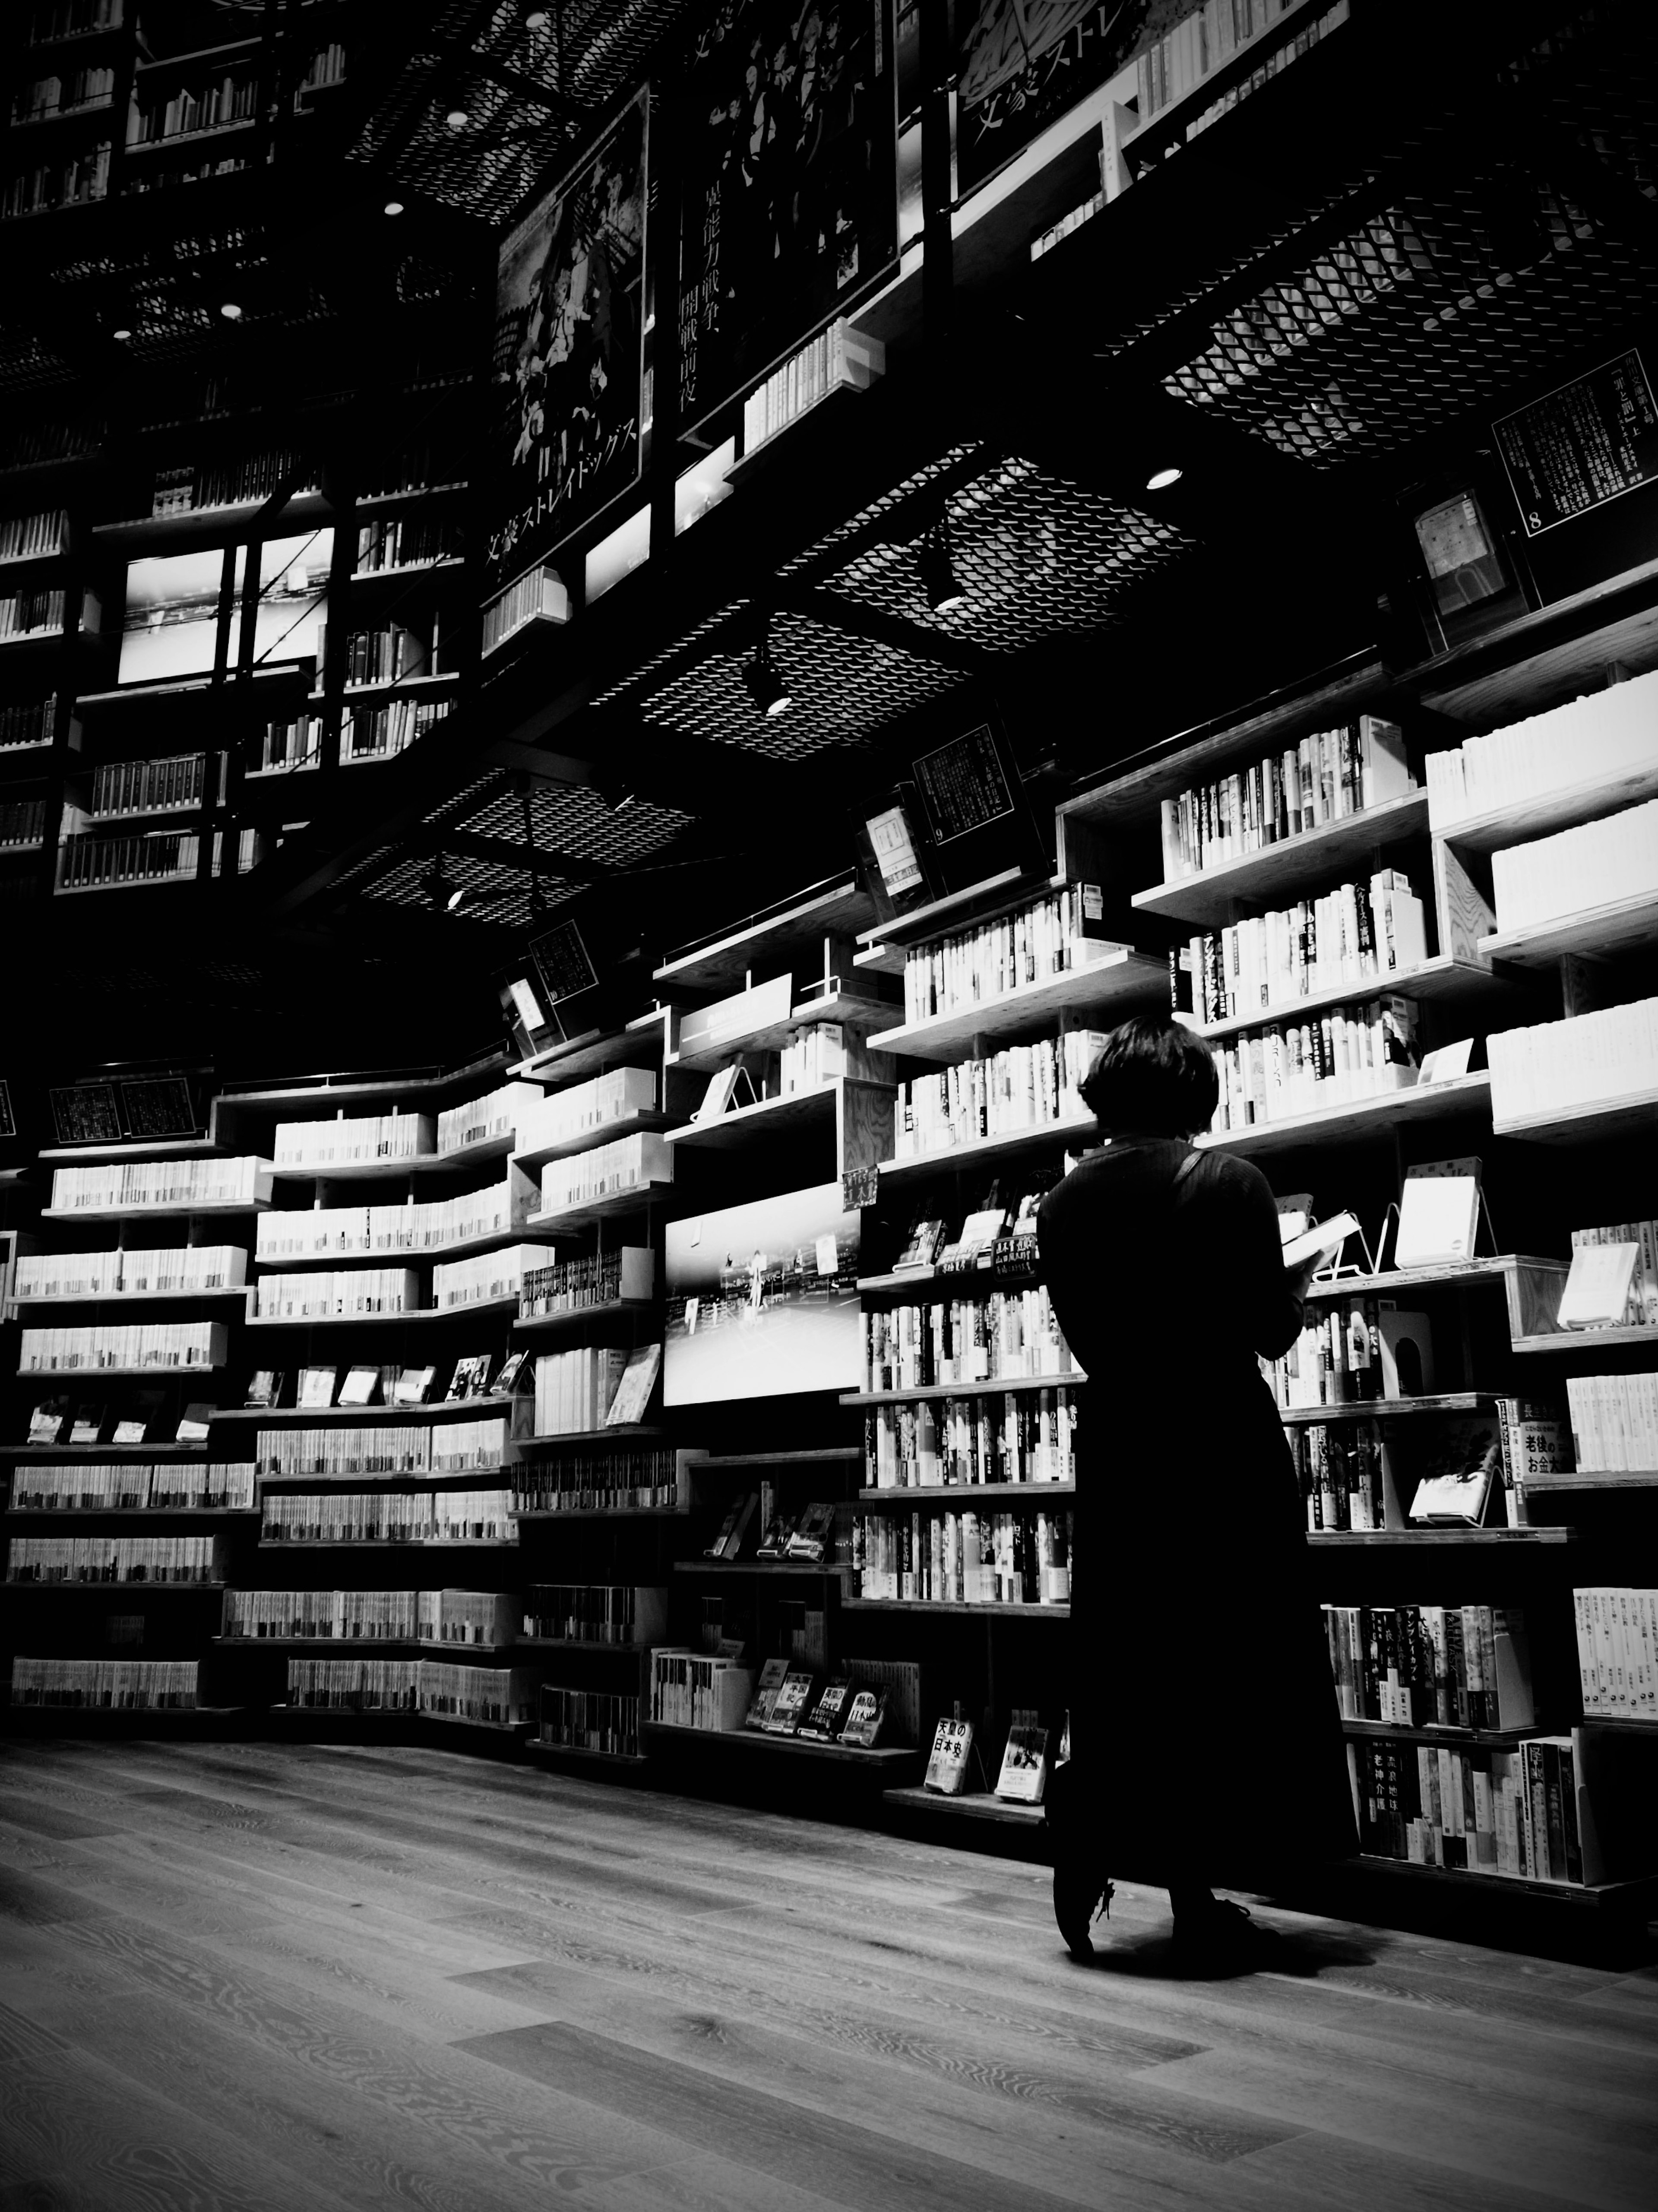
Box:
898 883 1120 1026
0 508 67 561
777 1022 881 1096
0 697 53 747
1207 994 1422 1131
704 1494 842 1564
342 695 448 761
1492 797 1658 932
532 1344 659 1435
25 0 124 43
51 1156 267 1212
26 1392 213 1445
741 315 884 451
1562 1222 1658 1331
10 1462 253 1511
10 1657 198 1711
516 1065 653 1151
261 1490 515 1544
1573 1589 1656 1716
1137 0 1341 119
538 1131 672 1213
0 800 46 847
318 620 437 689
521 1247 654 1319
438 1081 538 1155
20 1320 226 1371
10 64 115 121
256 1267 420 1317
0 585 65 635
87 750 213 817
15 1245 245 1299
924 1710 1052 1802
245 1353 516 1412
284 1658 533 1723
127 66 259 146
7 1533 219 1582
1323 1602 1533 1730
57 824 260 888
254 1415 506 1478
151 448 314 517
1266 1301 1439 1412
1487 998 1658 1120
855 1507 1073 1605
1155 715 1411 883
274 1107 434 1167
1351 1732 1598 1883
224 1588 516 1644
1184 870 1428 1028
864 1391 1079 1491
256 1184 510 1256
512 1450 681 1514
1425 669 1657 829
481 564 568 656
862 1287 1078 1392
2 143 109 217
524 1583 666 1643
539 1686 637 1756
1565 1374 1658 1475
250 715 319 773
892 1032 1104 1158
354 516 459 573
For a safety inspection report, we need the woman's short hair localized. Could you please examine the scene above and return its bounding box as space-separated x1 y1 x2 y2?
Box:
1079 1017 1218 1137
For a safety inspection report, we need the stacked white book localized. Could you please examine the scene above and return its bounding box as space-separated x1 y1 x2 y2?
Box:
518 1066 657 1152
427 1490 516 1544
901 884 1119 1025
416 1661 535 1724
1563 1222 1658 1330
13 1249 121 1297
224 1589 421 1639
9 1462 253 1511
9 1657 199 1710
1426 668 1658 829
256 1268 420 1319
256 1424 429 1479
6 1534 218 1583
780 1023 880 1095
649 1649 753 1733
420 1589 516 1647
1491 798 1658 931
274 1110 433 1168
1208 993 1422 1132
437 1080 540 1154
263 1494 433 1543
20 1320 225 1371
1572 1588 1656 1715
255 1180 513 1259
533 1347 627 1435
539 1131 672 1215
1156 712 1413 882
894 1031 1106 1158
14 1246 247 1298
431 1244 542 1310
742 317 883 452
1565 1376 1658 1473
51 1157 271 1212
1488 999 1658 1122
285 1657 419 1710
428 1418 507 1474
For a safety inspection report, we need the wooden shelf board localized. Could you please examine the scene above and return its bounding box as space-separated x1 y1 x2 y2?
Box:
858 1483 1076 1504
526 1740 649 1766
1522 1468 1658 1491
18 1364 225 1380
254 1225 551 1268
525 1181 674 1232
884 1786 1045 1826
0 1443 209 1459
1481 889 1658 969
259 1539 517 1550
1302 1256 1566 1301
690 1447 862 1468
879 1114 1096 1185
513 1636 650 1652
667 992 895 1073
1431 759 1658 855
1493 1088 1658 1145
7 1579 226 1593
421 1711 533 1735
842 1597 1069 1618
91 490 331 551
1308 1526 1575 1545
511 1110 671 1174
666 1084 854 1149
217 1056 511 1114
513 1423 664 1449
511 1507 687 1523
258 1469 509 1492
641 1722 917 1767
1342 1718 1539 1749
513 1299 654 1335
854 869 1037 953
1278 1393 1490 1424
1354 1854 1658 1911
38 1139 222 1164
512 1010 670 1089
1193 955 1511 1045
42 1200 270 1221
1199 1072 1492 1157
1578 1714 1658 1734
213 1396 513 1425
1132 789 1432 928
246 1295 520 1328
15 1286 251 1307
869 953 1167 1063
1513 1326 1658 1354
270 1133 514 1182
6 1507 254 1521
654 875 874 994
674 1559 853 1578
842 1373 1084 1406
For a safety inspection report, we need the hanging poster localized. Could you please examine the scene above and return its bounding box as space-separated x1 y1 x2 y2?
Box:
1493 349 1658 537
677 0 898 433
488 89 650 589
955 1 1149 199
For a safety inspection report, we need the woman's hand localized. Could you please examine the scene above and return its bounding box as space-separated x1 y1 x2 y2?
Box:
1284 1251 1325 1302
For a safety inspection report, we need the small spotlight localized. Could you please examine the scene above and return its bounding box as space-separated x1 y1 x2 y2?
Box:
1145 465 1183 491
220 301 244 321
743 644 791 716
597 777 637 813
523 5 551 24
919 528 966 614
112 326 133 342
426 857 461 911
383 199 405 216
445 107 470 130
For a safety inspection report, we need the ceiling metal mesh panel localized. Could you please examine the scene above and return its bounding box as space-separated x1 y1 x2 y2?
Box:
453 781 693 867
635 604 966 761
361 849 580 925
816 457 1193 653
1160 174 1658 464
775 443 991 585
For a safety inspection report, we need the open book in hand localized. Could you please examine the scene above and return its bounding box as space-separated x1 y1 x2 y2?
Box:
1282 1212 1361 1276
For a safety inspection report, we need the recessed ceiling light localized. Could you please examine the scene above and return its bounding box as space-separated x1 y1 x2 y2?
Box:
112 326 133 342
523 6 551 25
383 199 405 216
220 301 244 321
445 108 470 130
1145 465 1183 491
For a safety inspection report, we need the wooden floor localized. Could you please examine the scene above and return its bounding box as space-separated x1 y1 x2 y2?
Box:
0 1741 1655 2212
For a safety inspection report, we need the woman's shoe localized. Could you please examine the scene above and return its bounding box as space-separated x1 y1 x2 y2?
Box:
1045 1760 1111 1958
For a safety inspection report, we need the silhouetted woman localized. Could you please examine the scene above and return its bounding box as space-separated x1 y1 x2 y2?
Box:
1038 1018 1355 1963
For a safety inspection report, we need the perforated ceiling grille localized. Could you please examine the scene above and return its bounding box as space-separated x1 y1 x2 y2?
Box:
1161 175 1658 463
775 443 992 584
361 850 580 925
817 458 1194 652
453 780 693 867
635 604 966 761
